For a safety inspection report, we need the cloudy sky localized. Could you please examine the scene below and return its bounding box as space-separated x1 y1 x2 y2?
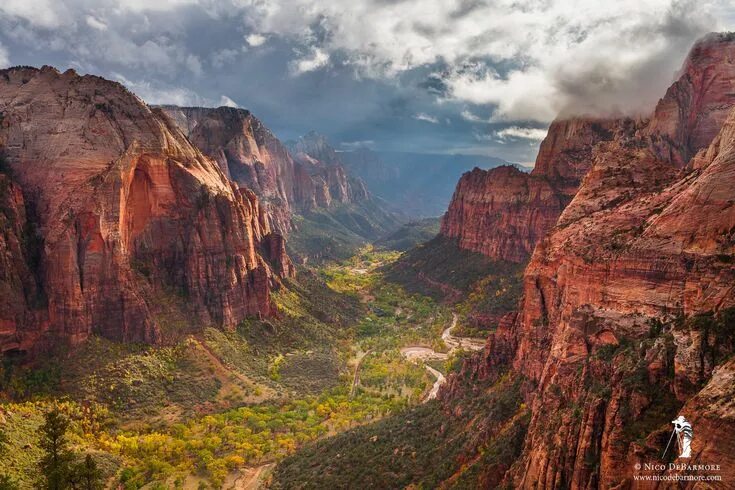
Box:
1 0 734 164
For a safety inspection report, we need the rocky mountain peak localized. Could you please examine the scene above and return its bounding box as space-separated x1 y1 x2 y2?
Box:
441 33 735 488
645 31 735 166
288 131 343 167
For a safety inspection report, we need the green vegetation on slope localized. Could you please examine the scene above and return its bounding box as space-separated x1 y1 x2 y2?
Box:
271 374 530 489
385 235 522 297
287 200 403 263
322 247 450 352
384 235 525 336
374 217 440 252
0 247 453 488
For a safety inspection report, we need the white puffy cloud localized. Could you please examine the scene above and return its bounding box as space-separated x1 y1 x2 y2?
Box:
245 33 267 47
290 48 329 74
247 0 727 121
85 15 108 31
219 95 239 108
460 110 485 123
0 0 67 28
413 113 439 124
0 0 732 134
112 73 214 106
114 0 200 13
449 68 560 122
495 127 548 141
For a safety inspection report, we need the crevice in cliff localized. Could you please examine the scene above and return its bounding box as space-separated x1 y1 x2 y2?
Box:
19 188 46 309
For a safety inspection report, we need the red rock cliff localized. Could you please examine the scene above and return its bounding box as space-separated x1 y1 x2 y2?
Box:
440 118 620 262
645 32 735 166
0 66 292 355
441 33 735 265
443 33 735 488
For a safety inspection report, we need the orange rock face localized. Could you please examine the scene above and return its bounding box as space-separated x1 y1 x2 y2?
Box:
645 32 735 166
440 118 620 262
439 165 566 263
0 67 291 355
442 33 735 488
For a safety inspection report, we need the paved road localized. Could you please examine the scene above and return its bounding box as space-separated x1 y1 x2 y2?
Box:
400 313 485 402
441 313 486 351
349 350 373 397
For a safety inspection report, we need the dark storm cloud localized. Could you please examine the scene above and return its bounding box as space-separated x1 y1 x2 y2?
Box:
0 0 732 164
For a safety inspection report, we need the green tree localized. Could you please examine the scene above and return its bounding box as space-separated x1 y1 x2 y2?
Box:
69 454 103 490
0 474 19 490
0 429 8 451
39 406 73 490
0 428 18 490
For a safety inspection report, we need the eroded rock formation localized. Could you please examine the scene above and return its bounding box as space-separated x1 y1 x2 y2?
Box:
440 118 620 262
443 33 735 488
0 66 291 355
160 108 370 233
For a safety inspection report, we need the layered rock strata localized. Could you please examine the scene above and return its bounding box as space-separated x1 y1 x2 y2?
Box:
0 66 291 354
443 33 735 488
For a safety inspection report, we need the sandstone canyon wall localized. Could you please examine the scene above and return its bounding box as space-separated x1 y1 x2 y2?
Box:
443 32 735 488
286 131 370 206
440 117 620 263
159 107 371 234
0 66 292 355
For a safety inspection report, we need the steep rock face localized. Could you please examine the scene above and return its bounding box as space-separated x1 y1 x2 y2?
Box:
0 67 290 355
439 165 566 263
440 32 735 263
289 131 343 166
0 174 42 352
287 132 370 206
443 34 735 489
645 32 735 166
160 108 371 233
533 118 619 194
506 108 735 490
290 150 369 208
440 118 620 262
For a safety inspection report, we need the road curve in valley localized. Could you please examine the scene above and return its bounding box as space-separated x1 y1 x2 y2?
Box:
400 313 485 402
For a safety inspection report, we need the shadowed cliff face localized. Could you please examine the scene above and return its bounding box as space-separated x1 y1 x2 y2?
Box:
159 107 371 235
443 33 735 488
159 106 297 233
0 66 292 355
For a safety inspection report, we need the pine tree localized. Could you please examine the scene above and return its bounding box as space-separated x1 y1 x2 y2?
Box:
38 407 73 490
69 454 103 490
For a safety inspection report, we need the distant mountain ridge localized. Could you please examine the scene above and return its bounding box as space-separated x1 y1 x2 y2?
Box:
339 148 511 218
